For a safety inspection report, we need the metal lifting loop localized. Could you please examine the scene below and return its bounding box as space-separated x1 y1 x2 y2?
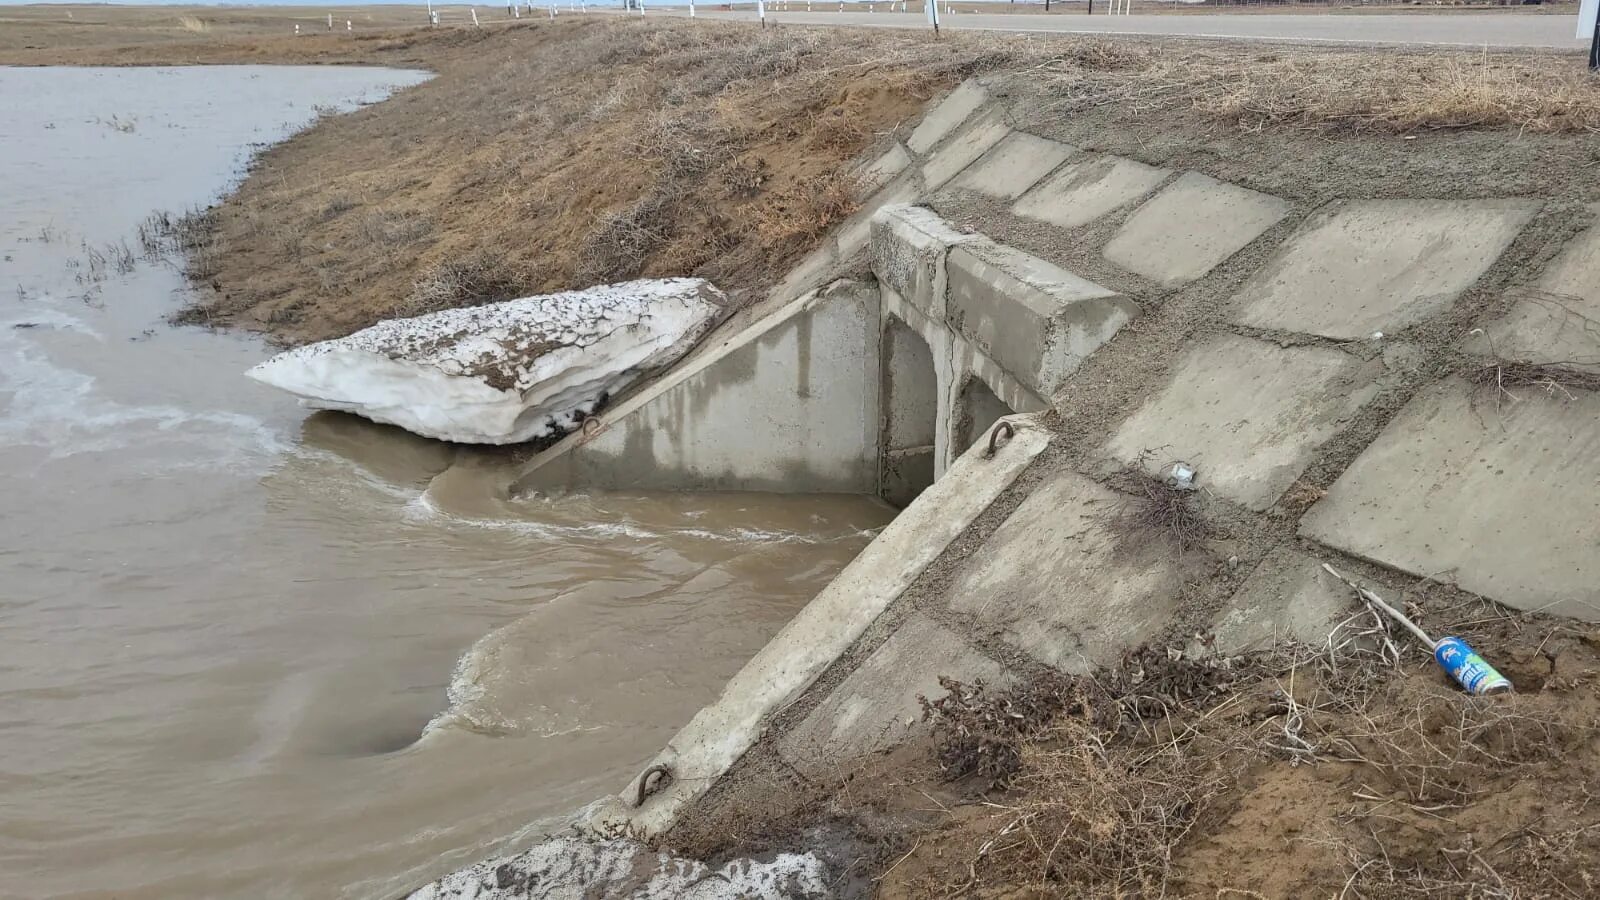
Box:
983 421 1015 460
634 764 673 807
579 415 604 440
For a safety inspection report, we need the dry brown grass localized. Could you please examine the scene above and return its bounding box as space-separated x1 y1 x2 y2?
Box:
1036 44 1600 135
180 18 968 342
57 15 1600 344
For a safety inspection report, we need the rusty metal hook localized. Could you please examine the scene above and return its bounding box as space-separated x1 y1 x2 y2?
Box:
578 415 604 442
634 764 673 808
982 420 1016 459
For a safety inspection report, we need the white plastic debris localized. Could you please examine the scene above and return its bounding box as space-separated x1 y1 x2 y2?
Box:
407 836 831 900
1166 461 1198 490
246 278 727 444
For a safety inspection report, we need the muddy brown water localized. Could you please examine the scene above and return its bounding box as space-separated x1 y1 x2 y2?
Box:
0 66 890 899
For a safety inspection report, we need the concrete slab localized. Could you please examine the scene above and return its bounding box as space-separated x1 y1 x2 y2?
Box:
950 131 1077 201
907 80 987 154
1102 334 1383 511
778 614 1009 779
1209 549 1354 654
948 472 1193 673
597 415 1052 836
1300 378 1600 622
921 119 1011 192
1102 172 1290 288
857 142 911 195
1234 199 1537 340
1478 204 1600 372
947 240 1140 398
1012 154 1171 229
870 204 981 321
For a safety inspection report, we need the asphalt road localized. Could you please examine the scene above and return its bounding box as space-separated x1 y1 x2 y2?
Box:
647 8 1588 49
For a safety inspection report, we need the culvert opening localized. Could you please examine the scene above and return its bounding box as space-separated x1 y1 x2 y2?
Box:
957 376 1015 457
879 315 937 508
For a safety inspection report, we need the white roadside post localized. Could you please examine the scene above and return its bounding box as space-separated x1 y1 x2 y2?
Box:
327 13 333 30
472 7 481 25
924 0 938 33
757 0 765 25
347 19 352 30
689 0 695 16
1581 0 1600 70
294 22 300 35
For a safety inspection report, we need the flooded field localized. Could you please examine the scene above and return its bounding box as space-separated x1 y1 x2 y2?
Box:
0 66 889 899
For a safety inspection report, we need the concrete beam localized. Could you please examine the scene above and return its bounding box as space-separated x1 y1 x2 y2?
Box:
947 240 1140 399
870 203 982 321
921 118 1010 192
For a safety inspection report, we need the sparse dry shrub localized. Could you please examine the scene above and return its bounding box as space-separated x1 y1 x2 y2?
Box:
1470 359 1600 409
920 648 1255 894
577 191 676 285
750 172 859 248
360 209 434 248
1110 472 1215 555
1326 685 1580 807
399 252 533 318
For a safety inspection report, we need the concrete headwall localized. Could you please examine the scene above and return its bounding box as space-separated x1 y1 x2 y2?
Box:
514 279 881 494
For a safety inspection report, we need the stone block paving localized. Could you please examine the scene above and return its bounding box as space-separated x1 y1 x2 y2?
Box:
1012 153 1171 229
1103 333 1384 511
947 472 1198 673
1102 172 1290 288
856 142 911 195
907 80 987 155
951 131 1077 201
1234 199 1537 340
1207 548 1355 655
1300 378 1600 622
1479 203 1600 372
946 239 1140 398
777 613 1010 779
921 119 1011 191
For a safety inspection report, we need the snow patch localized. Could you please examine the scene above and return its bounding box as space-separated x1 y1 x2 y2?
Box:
246 278 727 444
407 836 830 900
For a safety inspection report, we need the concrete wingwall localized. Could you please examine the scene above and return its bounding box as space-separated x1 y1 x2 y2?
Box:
514 279 882 495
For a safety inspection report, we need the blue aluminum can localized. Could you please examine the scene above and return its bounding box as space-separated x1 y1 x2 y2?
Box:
1434 636 1512 695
